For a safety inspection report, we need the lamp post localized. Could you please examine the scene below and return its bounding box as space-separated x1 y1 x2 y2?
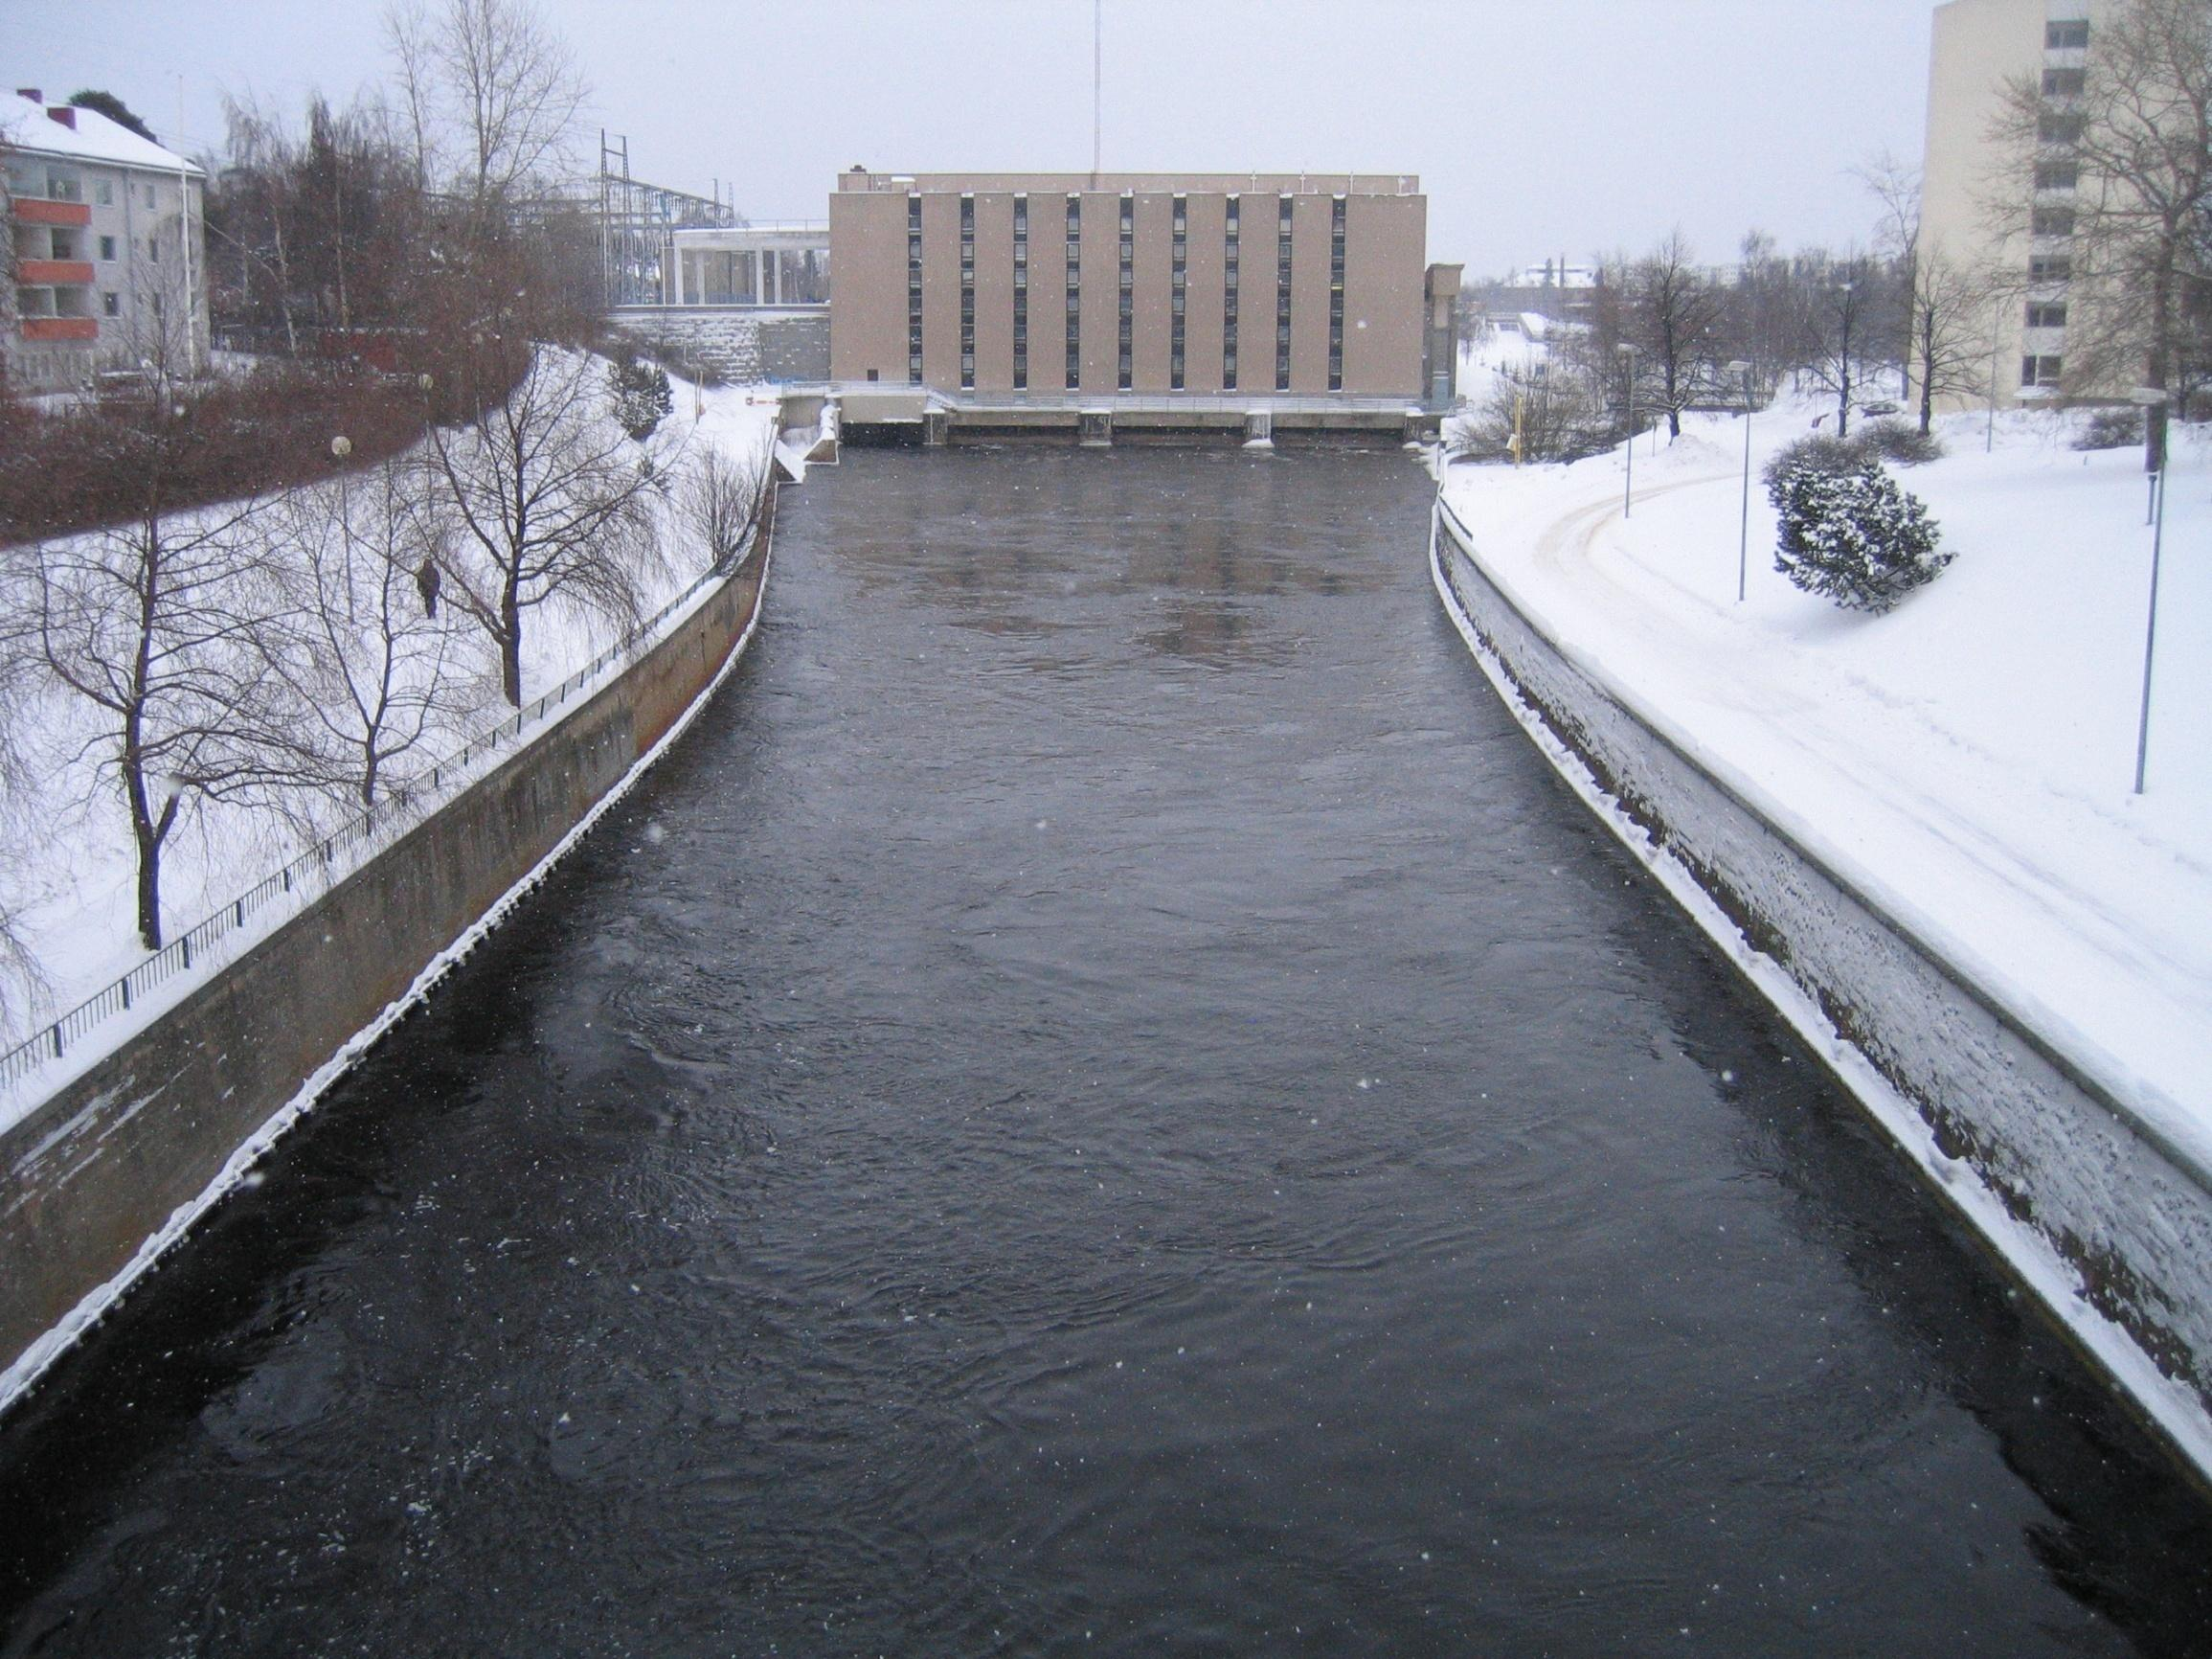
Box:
1727 359 1753 603
330 433 352 551
1617 341 1639 517
1986 305 2002 454
2129 387 2169 794
1834 281 1855 439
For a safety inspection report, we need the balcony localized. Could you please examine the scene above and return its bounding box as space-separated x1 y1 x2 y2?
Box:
21 317 99 342
19 259 95 286
12 197 91 228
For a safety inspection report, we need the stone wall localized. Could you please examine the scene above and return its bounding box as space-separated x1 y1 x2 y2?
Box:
609 307 831 386
1432 505 2212 1477
0 539 769 1403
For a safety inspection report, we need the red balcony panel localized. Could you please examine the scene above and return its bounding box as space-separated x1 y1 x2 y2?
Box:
19 259 95 285
13 198 91 227
20 317 99 342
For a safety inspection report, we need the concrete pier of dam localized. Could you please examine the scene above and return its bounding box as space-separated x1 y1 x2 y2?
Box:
828 385 1441 447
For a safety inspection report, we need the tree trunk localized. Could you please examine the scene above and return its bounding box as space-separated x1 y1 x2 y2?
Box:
500 583 523 707
127 765 178 952
1918 320 1936 437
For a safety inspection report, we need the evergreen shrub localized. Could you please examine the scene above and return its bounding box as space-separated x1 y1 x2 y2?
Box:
2073 407 2144 451
611 359 673 441
1862 420 1945 466
1768 451 1951 613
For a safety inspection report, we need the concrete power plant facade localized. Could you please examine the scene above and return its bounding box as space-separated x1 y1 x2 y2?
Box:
829 171 1442 407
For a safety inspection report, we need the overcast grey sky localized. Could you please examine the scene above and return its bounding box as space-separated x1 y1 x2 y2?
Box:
10 0 1940 275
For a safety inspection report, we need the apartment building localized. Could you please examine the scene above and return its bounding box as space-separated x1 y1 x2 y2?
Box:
4 89 209 392
1918 0 2112 410
829 170 1443 403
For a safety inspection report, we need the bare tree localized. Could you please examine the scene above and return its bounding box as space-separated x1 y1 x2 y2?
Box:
1803 254 1885 438
1905 245 1997 435
682 425 777 576
423 347 664 706
1453 364 1612 465
272 457 492 807
1626 229 1727 440
384 0 588 210
1719 230 1822 401
1993 0 2212 465
214 97 305 355
0 132 18 355
24 474 303 949
1857 150 1928 394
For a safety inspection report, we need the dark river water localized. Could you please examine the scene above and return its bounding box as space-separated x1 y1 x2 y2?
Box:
3 446 2209 1657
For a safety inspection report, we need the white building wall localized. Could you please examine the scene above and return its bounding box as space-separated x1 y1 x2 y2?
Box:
1918 0 2114 413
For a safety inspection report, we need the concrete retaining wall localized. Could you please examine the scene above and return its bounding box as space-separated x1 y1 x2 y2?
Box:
0 532 771 1406
610 307 831 385
1432 504 2212 1477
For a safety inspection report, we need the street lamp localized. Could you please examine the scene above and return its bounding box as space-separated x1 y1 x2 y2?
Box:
1986 303 2003 454
1834 281 1856 439
2128 387 2169 794
1727 360 1753 603
331 433 352 555
1616 342 1639 517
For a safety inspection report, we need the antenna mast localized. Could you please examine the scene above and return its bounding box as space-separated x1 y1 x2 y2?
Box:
1092 0 1101 181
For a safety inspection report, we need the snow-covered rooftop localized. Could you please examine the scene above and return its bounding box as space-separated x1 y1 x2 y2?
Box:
1 91 203 176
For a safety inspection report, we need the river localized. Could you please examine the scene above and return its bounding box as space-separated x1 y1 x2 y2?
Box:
2 445 2206 1656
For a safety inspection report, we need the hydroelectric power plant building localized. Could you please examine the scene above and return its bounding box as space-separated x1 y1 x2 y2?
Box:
828 170 1459 443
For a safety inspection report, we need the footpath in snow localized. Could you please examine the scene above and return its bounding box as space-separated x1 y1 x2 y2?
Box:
1438 405 2211 1172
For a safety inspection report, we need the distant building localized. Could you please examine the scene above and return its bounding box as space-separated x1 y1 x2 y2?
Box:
4 89 209 391
666 222 829 307
1918 0 2110 409
828 170 1451 405
1469 258 1602 340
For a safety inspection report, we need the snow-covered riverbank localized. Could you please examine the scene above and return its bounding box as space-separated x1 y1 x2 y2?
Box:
0 368 779 1123
1437 403 2211 1173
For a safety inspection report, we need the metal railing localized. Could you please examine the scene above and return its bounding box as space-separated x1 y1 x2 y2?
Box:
0 521 769 1099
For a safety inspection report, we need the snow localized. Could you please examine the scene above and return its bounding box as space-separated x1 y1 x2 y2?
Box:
1436 402 2212 1169
1457 331 1548 414
2 93 204 176
0 521 775 1419
0 363 779 1132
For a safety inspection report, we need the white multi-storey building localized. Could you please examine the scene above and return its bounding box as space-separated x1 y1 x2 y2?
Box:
4 89 208 392
1918 0 2110 411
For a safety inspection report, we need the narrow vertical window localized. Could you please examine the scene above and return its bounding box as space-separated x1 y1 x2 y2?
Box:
907 193 924 384
1066 193 1082 388
1326 195 1346 392
1275 195 1294 392
1223 194 1240 391
959 193 976 390
1169 193 1187 391
1117 193 1135 391
1013 193 1029 391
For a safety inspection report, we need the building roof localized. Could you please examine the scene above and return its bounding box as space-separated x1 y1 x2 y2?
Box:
2 91 204 176
838 170 1420 196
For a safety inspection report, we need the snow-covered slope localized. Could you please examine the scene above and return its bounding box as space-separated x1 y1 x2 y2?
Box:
1439 406 2211 1163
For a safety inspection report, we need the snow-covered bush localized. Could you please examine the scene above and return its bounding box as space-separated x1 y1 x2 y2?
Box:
1456 372 1614 464
1861 419 1944 466
1759 433 1865 494
609 358 673 442
2073 407 2143 451
1768 453 1951 614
